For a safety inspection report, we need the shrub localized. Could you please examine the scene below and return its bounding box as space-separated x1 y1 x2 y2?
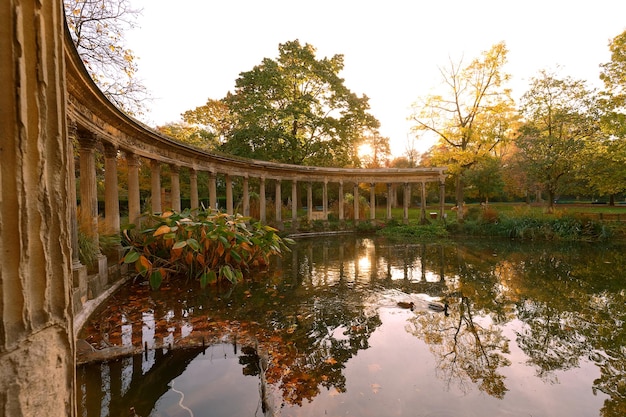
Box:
122 208 294 290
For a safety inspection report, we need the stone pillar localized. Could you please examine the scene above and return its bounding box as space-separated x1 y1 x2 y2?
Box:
78 132 100 250
386 183 392 220
323 180 328 220
370 183 376 220
225 174 233 215
307 182 313 221
0 1 75 414
403 183 410 224
259 177 266 222
208 171 217 210
338 181 344 220
170 164 181 212
125 152 141 225
275 180 282 222
67 122 88 313
242 176 250 217
189 169 199 209
103 143 120 234
420 182 427 223
150 159 162 214
353 183 360 221
292 181 298 223
439 180 446 218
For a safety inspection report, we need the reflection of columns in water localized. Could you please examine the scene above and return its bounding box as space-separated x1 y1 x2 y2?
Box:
339 245 345 281
190 168 199 209
290 242 298 285
439 244 445 281
420 243 427 282
370 242 377 282
403 245 409 280
386 245 392 280
323 244 329 285
150 159 162 213
259 177 266 222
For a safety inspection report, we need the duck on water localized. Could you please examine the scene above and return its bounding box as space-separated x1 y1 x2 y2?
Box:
397 301 449 315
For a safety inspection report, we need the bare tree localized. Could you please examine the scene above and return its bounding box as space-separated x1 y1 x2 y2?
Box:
65 0 149 116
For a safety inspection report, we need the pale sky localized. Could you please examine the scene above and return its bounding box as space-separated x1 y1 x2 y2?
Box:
126 0 626 156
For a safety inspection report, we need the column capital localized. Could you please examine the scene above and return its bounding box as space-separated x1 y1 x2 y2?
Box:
78 131 99 150
102 142 118 158
170 164 180 174
125 151 139 166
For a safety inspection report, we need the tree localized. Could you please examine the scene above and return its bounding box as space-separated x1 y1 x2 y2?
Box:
215 40 380 166
464 155 505 204
64 0 149 115
156 122 219 152
515 70 601 212
358 133 391 168
410 42 517 220
181 97 234 147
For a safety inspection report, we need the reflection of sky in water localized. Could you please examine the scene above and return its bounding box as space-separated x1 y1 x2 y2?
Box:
77 237 625 417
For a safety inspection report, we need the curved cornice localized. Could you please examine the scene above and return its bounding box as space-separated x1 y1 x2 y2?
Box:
64 29 446 184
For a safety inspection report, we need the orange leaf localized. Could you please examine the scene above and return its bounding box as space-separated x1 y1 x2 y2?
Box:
139 255 152 270
153 225 170 236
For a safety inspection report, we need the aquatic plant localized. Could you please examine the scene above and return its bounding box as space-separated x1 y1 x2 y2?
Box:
122 208 293 289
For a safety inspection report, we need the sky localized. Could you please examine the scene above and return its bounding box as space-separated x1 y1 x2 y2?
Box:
126 0 626 156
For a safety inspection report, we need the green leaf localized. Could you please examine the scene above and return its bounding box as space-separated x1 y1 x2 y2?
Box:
199 270 217 288
173 240 187 249
186 238 200 251
149 270 163 290
123 251 140 264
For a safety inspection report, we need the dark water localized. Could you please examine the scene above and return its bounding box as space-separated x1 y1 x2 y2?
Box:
77 235 626 417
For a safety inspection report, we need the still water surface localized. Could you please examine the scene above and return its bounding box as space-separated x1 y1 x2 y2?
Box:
77 236 626 417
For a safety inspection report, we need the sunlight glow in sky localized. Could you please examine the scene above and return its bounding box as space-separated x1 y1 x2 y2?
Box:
127 0 626 157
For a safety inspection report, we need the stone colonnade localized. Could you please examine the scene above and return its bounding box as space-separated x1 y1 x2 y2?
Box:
0 4 447 416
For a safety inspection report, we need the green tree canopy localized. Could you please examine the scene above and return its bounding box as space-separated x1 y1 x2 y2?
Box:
515 70 601 211
185 40 380 167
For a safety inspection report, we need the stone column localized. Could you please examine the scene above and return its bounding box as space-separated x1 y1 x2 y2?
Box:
353 183 360 221
242 175 250 217
78 133 100 249
292 181 298 223
370 183 376 220
125 152 141 225
170 164 181 212
386 183 392 220
259 177 266 222
275 179 282 222
225 174 233 215
307 182 313 221
338 181 344 220
420 181 427 223
103 143 120 235
189 169 199 209
208 171 217 210
403 183 410 224
439 180 446 218
150 159 162 214
0 1 75 414
323 180 328 220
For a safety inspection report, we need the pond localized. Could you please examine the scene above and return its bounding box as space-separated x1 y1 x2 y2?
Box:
77 235 626 417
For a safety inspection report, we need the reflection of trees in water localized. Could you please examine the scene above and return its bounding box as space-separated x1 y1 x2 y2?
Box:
407 296 510 399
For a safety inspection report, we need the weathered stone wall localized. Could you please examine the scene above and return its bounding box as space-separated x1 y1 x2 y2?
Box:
0 1 75 416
